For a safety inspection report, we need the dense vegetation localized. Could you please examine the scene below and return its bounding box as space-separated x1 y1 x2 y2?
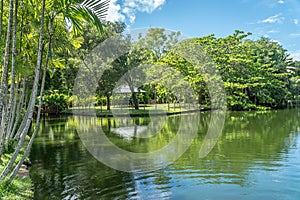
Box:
0 0 109 187
72 27 300 111
0 0 299 190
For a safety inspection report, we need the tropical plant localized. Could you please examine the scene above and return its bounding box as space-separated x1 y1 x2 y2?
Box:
0 0 110 184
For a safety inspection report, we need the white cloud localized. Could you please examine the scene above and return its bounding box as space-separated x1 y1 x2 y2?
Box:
106 0 126 22
294 19 299 25
289 51 300 61
258 13 284 24
128 15 136 23
122 7 136 23
267 30 279 34
278 0 284 4
289 33 300 37
153 0 166 11
106 0 166 23
124 0 166 13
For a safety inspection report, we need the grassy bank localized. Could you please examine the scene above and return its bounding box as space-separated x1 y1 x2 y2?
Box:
63 103 210 117
0 154 33 200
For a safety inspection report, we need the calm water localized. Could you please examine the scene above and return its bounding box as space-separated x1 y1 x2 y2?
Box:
30 109 300 199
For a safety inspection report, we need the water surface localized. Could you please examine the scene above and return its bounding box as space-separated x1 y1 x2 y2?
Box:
30 109 300 199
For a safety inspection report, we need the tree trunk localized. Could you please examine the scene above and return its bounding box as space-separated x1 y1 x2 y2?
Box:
10 78 26 139
132 92 139 110
13 97 30 142
0 0 45 181
198 89 205 106
3 0 18 149
106 95 111 110
0 0 14 158
6 80 19 146
128 83 139 110
13 62 29 142
6 20 53 183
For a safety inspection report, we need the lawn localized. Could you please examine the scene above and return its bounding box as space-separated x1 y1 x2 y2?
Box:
65 103 208 117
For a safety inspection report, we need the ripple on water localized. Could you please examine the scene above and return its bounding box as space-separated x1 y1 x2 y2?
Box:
30 114 300 199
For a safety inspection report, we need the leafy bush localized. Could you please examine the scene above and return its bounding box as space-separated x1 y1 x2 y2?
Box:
42 91 71 114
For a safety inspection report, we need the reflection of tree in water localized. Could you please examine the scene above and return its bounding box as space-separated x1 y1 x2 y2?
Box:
174 109 300 186
100 115 195 153
30 118 136 199
30 110 300 198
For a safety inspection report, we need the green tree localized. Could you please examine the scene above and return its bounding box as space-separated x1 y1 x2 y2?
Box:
0 0 110 183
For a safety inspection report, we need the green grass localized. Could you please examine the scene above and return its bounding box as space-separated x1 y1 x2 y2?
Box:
65 103 207 117
0 154 33 200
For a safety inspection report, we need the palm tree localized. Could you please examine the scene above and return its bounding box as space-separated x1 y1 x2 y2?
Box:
0 0 14 158
0 0 110 183
0 0 47 182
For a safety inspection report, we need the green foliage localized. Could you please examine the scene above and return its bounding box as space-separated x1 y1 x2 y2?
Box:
158 30 296 110
42 91 71 114
91 29 300 111
0 175 33 199
0 154 33 199
45 26 300 111
5 139 16 154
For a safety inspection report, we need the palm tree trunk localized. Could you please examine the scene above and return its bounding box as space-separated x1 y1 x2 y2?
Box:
10 78 26 139
8 10 25 139
3 0 18 149
6 80 19 143
0 0 14 158
0 0 46 181
7 28 53 183
13 64 29 142
12 100 28 142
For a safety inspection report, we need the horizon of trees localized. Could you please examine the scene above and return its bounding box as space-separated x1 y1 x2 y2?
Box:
72 27 300 111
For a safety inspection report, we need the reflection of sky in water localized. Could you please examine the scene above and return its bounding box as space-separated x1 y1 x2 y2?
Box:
172 133 300 199
30 110 300 199
129 132 300 199
130 172 173 199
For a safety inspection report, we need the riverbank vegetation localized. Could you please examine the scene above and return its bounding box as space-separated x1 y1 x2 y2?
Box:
0 153 33 199
0 0 110 196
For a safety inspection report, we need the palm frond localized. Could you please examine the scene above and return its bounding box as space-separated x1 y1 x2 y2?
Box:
80 0 110 21
66 0 110 34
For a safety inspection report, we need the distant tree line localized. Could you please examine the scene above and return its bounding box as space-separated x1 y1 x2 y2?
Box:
70 27 300 111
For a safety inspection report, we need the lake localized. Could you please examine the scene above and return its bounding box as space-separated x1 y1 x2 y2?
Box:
29 109 300 199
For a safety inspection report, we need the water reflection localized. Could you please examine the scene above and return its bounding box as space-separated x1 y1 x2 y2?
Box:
30 109 300 199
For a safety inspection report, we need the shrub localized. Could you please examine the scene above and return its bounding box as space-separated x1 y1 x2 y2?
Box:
42 91 71 114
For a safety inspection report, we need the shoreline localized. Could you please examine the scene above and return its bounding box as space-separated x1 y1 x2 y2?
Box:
59 107 215 118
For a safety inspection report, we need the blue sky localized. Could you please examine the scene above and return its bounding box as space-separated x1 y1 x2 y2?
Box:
106 0 300 60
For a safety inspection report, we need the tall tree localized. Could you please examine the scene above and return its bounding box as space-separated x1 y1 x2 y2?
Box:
0 0 110 182
0 0 3 37
0 0 14 157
